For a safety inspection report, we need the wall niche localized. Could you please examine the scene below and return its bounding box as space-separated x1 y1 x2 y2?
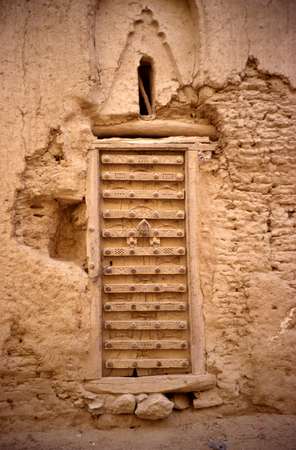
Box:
93 0 201 121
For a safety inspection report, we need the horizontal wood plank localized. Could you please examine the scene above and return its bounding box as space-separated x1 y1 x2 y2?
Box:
92 136 213 151
104 302 186 312
93 119 217 139
102 189 184 199
103 265 186 275
102 228 185 238
104 283 186 293
105 358 190 369
103 209 185 219
103 247 185 256
101 172 184 181
104 320 187 330
84 373 217 394
101 154 184 165
104 340 188 350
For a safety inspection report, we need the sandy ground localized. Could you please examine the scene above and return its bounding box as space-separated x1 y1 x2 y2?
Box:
0 414 296 450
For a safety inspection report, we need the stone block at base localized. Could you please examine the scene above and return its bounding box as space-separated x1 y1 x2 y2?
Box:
172 394 191 410
193 390 223 409
135 393 174 420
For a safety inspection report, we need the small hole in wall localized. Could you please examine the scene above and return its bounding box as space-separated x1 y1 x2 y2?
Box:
138 57 154 116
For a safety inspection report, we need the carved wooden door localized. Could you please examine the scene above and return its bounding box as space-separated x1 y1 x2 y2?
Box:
87 138 211 377
100 149 191 377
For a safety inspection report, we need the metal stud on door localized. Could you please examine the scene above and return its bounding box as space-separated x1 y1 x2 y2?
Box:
101 151 190 376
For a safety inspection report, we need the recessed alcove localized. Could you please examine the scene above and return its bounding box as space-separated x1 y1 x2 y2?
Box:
91 1 217 140
94 2 200 117
138 56 154 116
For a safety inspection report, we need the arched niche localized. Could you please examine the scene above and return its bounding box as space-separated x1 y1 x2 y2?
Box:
94 0 201 118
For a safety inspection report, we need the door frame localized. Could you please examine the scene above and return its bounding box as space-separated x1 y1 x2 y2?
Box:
86 137 215 382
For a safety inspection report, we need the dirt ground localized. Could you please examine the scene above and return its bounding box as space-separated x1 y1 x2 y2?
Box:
0 414 296 450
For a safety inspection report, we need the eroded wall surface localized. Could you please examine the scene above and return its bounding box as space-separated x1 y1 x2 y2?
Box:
0 0 296 429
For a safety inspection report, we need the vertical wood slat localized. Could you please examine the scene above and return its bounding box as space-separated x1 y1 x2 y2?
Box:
87 149 100 278
87 149 102 377
186 150 205 374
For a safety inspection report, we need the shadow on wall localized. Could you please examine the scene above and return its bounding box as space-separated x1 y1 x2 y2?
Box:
14 194 87 269
13 128 87 270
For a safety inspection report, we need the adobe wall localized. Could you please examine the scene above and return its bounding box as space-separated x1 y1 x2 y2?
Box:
0 0 295 430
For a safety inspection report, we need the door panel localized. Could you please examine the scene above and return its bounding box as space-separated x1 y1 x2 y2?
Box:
100 151 191 376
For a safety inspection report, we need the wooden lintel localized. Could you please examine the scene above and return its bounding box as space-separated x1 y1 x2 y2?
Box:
84 373 216 394
92 119 217 139
92 136 211 149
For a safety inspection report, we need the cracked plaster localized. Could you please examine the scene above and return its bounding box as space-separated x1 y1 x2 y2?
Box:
0 0 296 431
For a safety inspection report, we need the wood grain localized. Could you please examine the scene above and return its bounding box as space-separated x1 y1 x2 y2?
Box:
84 373 216 394
102 189 184 199
103 265 186 275
103 283 186 293
105 358 190 369
101 171 184 181
93 119 217 139
104 302 186 312
103 246 186 256
104 320 187 330
101 154 184 165
104 340 188 350
102 228 185 238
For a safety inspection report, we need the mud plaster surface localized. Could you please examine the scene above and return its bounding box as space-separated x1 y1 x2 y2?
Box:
0 0 296 430
1 415 296 450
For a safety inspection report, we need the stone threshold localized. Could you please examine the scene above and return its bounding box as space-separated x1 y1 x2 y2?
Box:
84 373 216 395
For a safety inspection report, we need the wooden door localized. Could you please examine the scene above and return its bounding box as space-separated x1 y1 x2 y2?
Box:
100 150 191 377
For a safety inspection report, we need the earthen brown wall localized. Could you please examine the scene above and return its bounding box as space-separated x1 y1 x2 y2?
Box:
0 0 295 429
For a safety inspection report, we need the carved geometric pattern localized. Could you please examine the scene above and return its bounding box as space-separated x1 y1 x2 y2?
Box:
101 154 184 165
103 247 185 256
101 171 184 181
102 228 185 238
102 189 184 199
101 149 190 376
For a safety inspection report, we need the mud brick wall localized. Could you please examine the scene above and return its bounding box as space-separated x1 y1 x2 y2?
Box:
201 66 296 413
0 0 295 430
